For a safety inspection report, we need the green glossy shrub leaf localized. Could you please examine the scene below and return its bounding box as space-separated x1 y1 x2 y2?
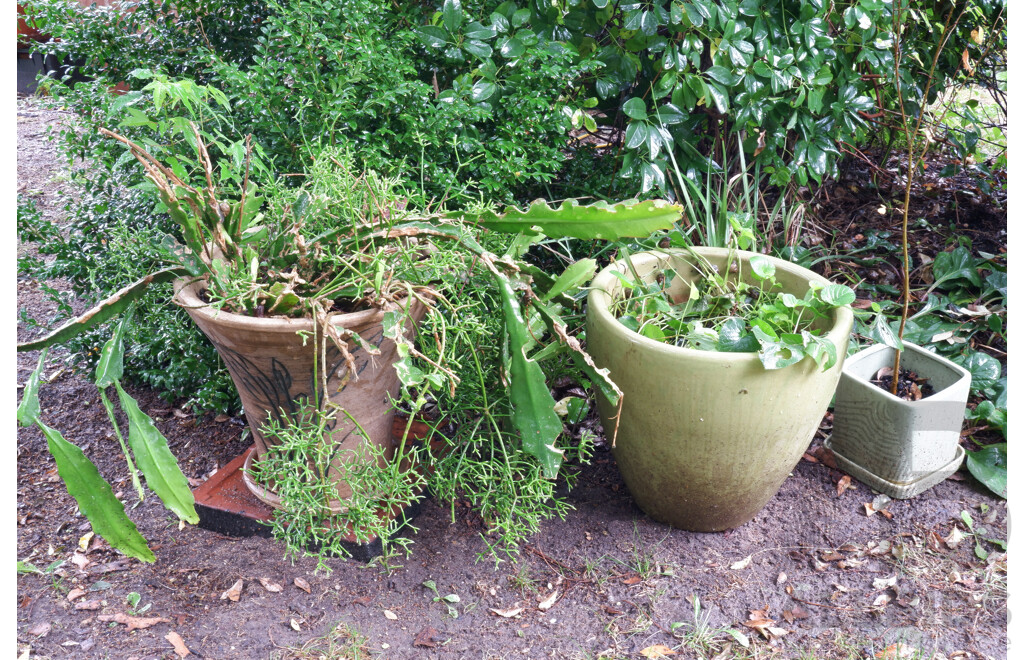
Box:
38 421 155 563
623 97 647 120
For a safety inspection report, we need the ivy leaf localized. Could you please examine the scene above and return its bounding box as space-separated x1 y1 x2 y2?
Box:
758 340 805 370
965 443 1006 499
748 255 775 280
717 318 758 352
819 284 855 307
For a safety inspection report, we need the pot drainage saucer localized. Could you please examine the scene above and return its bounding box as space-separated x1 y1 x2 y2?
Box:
823 437 965 500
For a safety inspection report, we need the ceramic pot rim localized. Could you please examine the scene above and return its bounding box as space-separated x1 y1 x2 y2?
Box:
173 276 398 334
840 341 972 403
587 247 855 364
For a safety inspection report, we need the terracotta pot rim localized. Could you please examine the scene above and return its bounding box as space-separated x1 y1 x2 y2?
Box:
587 247 855 364
173 276 396 333
242 448 347 514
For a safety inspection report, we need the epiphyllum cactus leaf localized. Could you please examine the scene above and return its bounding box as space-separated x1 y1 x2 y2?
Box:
469 198 684 240
16 266 186 353
18 353 156 563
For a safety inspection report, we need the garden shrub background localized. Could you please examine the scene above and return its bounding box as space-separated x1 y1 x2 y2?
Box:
20 1 1005 435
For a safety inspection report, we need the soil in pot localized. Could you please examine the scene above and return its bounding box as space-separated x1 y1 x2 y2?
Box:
871 366 935 401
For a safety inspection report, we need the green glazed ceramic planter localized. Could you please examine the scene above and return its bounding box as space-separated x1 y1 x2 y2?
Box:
825 342 970 499
586 248 854 531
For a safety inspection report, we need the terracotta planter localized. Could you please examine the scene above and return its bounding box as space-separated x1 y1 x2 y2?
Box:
825 342 970 499
174 278 424 501
586 248 854 531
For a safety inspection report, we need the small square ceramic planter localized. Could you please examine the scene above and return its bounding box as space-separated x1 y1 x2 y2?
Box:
825 342 971 499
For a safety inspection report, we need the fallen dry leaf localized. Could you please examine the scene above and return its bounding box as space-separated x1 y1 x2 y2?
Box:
75 600 102 611
876 643 921 659
537 591 558 611
744 617 788 640
414 626 442 648
961 49 974 74
873 575 898 590
67 588 87 602
836 475 851 497
782 605 810 624
290 619 302 632
753 129 767 157
78 532 94 552
165 631 191 658
639 644 677 658
816 446 839 469
490 606 524 618
867 540 892 556
622 575 642 585
259 578 283 593
776 572 787 585
294 577 311 593
27 622 51 638
730 555 752 570
71 553 91 571
98 613 171 631
820 552 844 562
220 579 243 602
383 609 398 620
872 593 892 608
945 527 965 549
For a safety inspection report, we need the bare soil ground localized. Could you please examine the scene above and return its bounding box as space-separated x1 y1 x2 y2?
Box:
16 99 1007 660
